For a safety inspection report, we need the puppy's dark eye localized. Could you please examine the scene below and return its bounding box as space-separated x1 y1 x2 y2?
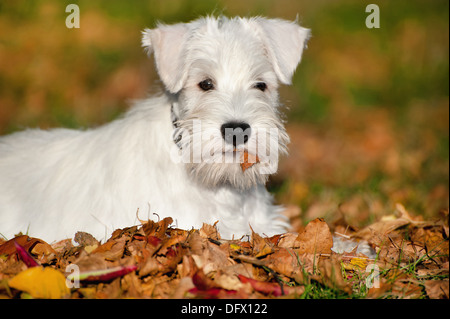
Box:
254 82 267 92
198 79 214 91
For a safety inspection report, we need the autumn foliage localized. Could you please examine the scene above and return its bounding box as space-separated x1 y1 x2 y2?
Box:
0 204 448 299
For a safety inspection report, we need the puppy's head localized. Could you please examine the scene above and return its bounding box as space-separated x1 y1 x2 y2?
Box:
142 16 310 190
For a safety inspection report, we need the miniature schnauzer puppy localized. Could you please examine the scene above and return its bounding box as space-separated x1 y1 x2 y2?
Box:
0 16 310 242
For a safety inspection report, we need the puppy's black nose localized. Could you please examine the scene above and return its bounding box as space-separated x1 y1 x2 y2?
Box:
221 122 251 146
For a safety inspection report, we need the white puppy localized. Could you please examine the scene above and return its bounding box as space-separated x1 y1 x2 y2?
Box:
0 16 310 242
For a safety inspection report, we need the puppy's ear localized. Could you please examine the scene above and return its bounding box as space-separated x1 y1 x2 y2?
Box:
142 23 189 93
255 18 310 85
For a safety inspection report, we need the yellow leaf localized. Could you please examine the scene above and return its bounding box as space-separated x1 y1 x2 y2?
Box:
255 244 273 258
350 257 369 270
342 257 369 271
229 243 241 251
8 267 70 299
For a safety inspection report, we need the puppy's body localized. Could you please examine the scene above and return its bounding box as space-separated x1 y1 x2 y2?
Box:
0 16 310 242
0 95 284 241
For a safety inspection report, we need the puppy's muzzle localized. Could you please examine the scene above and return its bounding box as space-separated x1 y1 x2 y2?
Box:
220 122 251 147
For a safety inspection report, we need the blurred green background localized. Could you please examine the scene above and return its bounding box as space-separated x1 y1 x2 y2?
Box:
0 0 448 226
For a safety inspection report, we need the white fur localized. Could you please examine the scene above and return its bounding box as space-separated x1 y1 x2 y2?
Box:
0 16 309 242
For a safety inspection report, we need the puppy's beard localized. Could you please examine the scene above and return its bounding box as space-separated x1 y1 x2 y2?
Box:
186 160 269 190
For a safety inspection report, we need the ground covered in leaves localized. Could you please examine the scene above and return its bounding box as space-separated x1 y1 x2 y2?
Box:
0 204 448 299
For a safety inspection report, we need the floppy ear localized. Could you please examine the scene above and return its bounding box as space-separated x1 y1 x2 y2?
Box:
142 23 190 93
255 18 311 85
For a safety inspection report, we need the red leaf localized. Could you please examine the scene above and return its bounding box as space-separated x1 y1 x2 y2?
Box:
238 275 283 296
80 265 137 282
14 241 40 268
147 236 162 247
192 269 216 291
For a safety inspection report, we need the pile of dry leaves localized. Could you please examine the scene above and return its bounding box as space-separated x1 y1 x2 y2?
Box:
0 204 448 299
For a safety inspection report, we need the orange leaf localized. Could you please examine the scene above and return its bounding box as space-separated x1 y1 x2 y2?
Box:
240 151 259 172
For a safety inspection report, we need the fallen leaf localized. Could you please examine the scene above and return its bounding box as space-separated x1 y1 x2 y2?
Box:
14 241 40 268
264 248 314 284
411 226 449 258
314 257 352 294
92 237 126 261
353 204 425 242
238 274 283 296
214 272 246 291
158 234 188 255
0 235 55 262
139 244 185 277
296 218 333 254
188 270 240 299
142 217 173 238
341 256 369 271
251 229 274 258
188 232 232 275
199 222 220 240
423 280 449 299
8 267 70 299
138 256 163 277
192 269 217 291
172 276 195 299
177 255 197 278
67 264 137 282
240 151 259 172
277 232 300 248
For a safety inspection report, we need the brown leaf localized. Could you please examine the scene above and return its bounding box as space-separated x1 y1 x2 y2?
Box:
251 230 274 258
51 238 74 255
353 219 410 244
411 227 449 258
71 252 109 273
109 225 141 240
121 271 143 298
199 222 221 240
264 248 314 284
141 217 173 238
188 232 232 275
92 237 126 261
172 276 195 299
314 257 352 294
177 255 197 278
158 234 188 255
423 280 449 299
278 232 301 249
352 204 431 244
214 272 247 291
0 235 55 264
138 256 163 277
296 218 333 254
